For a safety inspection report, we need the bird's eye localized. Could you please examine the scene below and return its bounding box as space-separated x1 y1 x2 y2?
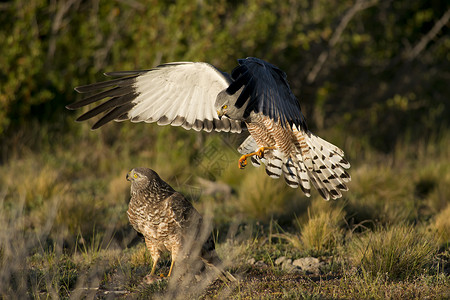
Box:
222 105 228 109
134 174 138 178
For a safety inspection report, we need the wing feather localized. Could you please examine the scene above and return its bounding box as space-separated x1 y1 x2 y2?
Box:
69 62 244 133
227 57 307 130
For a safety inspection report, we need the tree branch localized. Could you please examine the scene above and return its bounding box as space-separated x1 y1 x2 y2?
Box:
306 0 378 84
405 8 450 61
47 0 81 62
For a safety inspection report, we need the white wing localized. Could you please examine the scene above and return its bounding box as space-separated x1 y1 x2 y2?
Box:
67 62 243 133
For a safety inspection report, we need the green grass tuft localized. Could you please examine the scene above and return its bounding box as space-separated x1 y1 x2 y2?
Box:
275 203 345 256
347 223 438 281
299 206 345 256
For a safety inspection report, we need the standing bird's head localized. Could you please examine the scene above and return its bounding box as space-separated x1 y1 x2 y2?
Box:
214 87 246 121
126 167 159 191
126 167 175 198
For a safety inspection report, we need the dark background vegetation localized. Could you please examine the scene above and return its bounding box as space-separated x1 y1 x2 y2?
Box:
0 0 449 298
1 0 449 150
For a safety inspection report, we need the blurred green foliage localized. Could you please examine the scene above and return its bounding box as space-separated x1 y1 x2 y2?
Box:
0 0 449 151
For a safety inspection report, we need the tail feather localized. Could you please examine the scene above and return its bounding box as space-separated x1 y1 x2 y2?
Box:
309 175 329 199
199 236 237 282
202 258 237 282
305 154 335 200
264 150 284 178
309 133 345 157
295 155 312 196
250 156 262 167
307 141 349 200
302 131 351 200
281 158 299 188
308 135 350 170
236 131 350 200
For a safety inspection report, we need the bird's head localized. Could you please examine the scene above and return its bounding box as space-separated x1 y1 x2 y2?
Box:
126 167 175 197
214 88 245 121
127 167 158 191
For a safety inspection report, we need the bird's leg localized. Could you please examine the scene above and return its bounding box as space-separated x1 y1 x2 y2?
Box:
166 247 180 278
167 259 175 277
145 239 160 277
256 146 275 158
143 255 160 284
238 146 275 169
143 239 162 284
149 256 159 276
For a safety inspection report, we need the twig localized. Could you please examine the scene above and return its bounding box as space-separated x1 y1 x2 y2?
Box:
47 0 81 62
306 0 378 84
405 8 450 60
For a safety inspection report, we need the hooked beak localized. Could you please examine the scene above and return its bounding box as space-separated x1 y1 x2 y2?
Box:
217 110 223 120
126 171 132 181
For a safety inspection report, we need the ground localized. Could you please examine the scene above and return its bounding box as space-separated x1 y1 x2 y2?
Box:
20 235 450 299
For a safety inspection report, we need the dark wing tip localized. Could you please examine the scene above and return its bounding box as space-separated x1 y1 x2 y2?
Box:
104 70 148 76
91 103 136 129
75 111 93 122
74 84 95 93
65 103 77 110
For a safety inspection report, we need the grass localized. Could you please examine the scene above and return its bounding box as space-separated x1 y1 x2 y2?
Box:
274 204 345 257
0 123 449 298
346 223 438 281
432 204 450 247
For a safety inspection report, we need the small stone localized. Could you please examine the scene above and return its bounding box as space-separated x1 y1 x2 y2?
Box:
281 259 295 272
292 257 323 275
142 274 164 284
254 260 268 268
281 259 292 270
275 256 287 265
247 258 256 265
289 266 303 274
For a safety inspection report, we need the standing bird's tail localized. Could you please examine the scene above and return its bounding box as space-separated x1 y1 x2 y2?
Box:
238 129 351 200
199 235 237 282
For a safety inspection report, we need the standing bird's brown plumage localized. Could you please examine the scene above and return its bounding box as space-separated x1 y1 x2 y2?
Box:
126 167 234 282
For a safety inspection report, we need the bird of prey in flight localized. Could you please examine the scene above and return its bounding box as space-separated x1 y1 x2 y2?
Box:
67 57 351 200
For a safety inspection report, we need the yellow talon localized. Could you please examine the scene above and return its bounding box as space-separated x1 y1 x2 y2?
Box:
238 146 275 169
239 155 248 169
256 148 264 158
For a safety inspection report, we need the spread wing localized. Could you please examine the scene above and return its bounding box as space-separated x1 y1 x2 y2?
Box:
227 57 307 130
67 62 244 133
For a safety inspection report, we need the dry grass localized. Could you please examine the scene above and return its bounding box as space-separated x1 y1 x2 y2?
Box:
299 206 345 256
345 164 417 225
431 204 450 247
0 125 449 298
236 168 300 221
346 223 438 281
275 202 346 256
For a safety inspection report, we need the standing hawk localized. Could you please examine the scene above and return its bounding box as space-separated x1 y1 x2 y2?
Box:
126 167 234 282
68 57 351 200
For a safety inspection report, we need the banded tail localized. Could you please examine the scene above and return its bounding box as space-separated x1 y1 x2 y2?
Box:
237 130 351 200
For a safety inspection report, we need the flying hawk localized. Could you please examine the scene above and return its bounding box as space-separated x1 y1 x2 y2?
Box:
68 57 351 200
